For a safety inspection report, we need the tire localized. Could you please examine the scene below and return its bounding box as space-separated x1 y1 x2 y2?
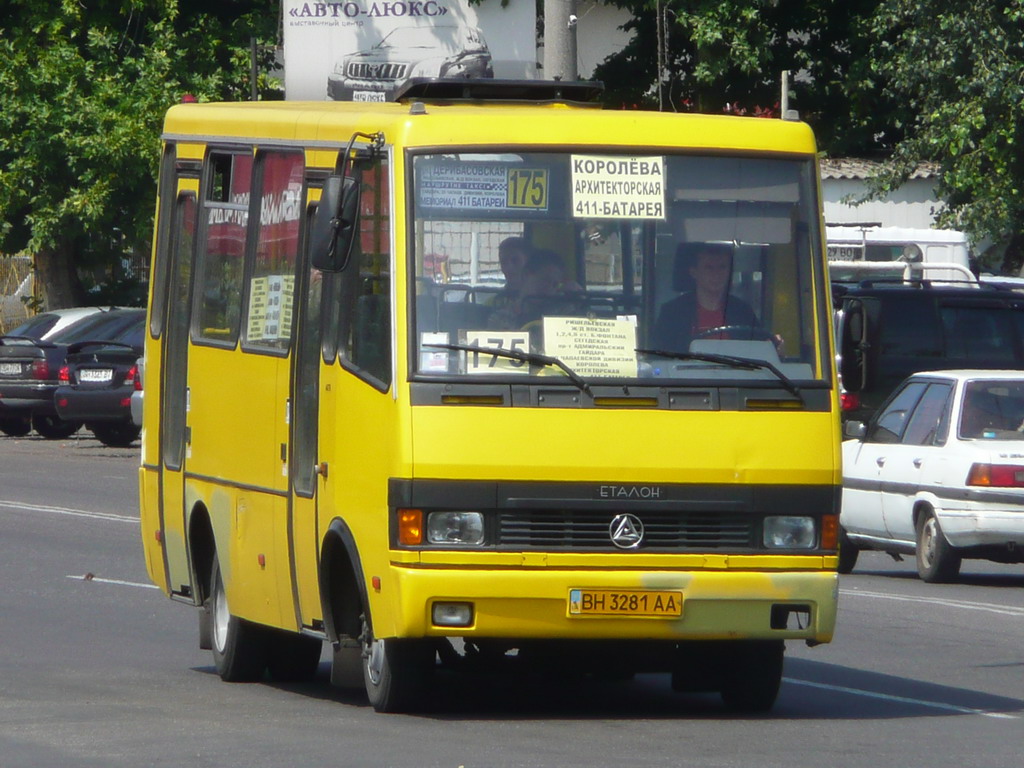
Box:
210 557 270 682
0 416 32 437
91 421 141 448
916 511 961 583
837 525 860 574
266 631 323 682
719 640 785 714
361 613 434 713
32 415 81 440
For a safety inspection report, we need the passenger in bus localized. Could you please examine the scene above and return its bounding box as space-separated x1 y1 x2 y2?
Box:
489 248 580 330
651 242 758 352
497 236 532 299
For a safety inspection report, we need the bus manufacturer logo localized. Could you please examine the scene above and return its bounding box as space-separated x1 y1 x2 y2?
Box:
609 513 644 549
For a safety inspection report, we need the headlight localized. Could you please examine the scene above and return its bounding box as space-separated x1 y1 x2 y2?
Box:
763 516 816 549
427 511 484 546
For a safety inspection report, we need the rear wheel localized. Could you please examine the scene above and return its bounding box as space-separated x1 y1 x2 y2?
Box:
361 613 434 713
32 414 81 439
916 511 961 583
719 640 785 713
837 525 860 574
91 421 141 448
0 416 31 437
210 557 270 681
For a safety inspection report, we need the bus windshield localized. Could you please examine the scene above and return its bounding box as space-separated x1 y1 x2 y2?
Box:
411 150 825 387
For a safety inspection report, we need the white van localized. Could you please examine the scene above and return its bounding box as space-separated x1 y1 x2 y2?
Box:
827 225 975 284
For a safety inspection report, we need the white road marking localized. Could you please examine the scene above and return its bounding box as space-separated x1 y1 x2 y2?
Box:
66 574 159 590
786 678 1019 719
0 499 138 524
840 587 1024 618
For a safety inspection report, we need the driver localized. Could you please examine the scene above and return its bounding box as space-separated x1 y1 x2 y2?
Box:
650 242 758 352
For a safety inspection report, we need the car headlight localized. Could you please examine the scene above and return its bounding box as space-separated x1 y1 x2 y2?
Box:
427 511 484 546
763 516 816 549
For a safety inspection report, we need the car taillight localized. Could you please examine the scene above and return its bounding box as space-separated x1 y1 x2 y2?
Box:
126 364 141 389
840 392 860 412
31 359 50 380
966 463 1024 488
58 365 71 383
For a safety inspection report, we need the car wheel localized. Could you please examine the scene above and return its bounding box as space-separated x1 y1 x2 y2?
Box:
361 612 434 713
0 416 32 437
916 511 961 583
32 415 81 439
91 422 142 448
210 556 270 681
719 640 785 713
266 630 323 683
837 525 860 574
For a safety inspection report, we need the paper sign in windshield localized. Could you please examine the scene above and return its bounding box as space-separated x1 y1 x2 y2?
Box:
418 162 549 212
571 155 665 220
543 317 638 378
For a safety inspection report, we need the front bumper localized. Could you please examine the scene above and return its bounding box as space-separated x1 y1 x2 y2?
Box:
378 563 838 644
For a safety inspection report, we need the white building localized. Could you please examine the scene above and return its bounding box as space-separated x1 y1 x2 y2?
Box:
820 158 944 230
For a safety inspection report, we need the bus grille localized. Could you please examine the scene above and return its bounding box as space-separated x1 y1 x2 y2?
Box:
497 510 756 550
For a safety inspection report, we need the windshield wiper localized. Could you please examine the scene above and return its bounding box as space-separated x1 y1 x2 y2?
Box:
637 348 803 403
425 342 592 397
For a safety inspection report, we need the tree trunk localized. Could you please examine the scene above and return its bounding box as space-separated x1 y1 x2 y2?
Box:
35 238 86 309
999 233 1024 276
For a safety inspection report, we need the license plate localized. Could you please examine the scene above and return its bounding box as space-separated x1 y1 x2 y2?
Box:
0 363 20 375
79 368 113 382
568 589 683 617
353 90 386 102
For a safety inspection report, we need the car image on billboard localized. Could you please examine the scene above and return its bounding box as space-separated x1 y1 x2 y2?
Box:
327 25 493 102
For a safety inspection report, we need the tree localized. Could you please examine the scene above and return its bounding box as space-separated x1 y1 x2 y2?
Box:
592 0 890 155
866 0 1024 271
0 0 279 308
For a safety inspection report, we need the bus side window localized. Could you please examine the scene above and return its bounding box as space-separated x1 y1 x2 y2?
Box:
339 159 391 389
195 151 252 345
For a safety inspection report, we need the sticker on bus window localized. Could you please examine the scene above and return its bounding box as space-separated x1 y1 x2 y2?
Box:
570 155 666 220
420 332 451 373
506 168 548 209
462 331 531 375
416 160 549 213
542 316 639 378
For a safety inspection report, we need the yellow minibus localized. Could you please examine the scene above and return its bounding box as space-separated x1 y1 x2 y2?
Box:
139 79 841 713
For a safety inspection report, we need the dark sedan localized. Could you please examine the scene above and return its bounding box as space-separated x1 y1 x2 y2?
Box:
53 316 145 447
0 308 144 438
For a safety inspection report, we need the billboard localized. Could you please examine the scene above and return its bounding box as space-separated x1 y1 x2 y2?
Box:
282 0 536 101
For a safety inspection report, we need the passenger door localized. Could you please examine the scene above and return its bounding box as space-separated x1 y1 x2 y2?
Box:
879 382 954 542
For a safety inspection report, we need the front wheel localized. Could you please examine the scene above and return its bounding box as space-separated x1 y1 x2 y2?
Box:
361 613 434 713
719 640 785 713
91 421 141 448
0 416 32 437
32 414 81 439
916 511 961 583
210 557 270 681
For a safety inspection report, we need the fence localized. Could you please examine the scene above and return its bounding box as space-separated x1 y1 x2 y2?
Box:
1 255 35 335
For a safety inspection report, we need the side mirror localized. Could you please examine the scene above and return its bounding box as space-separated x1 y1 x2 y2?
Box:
843 420 867 440
310 174 361 272
838 301 869 392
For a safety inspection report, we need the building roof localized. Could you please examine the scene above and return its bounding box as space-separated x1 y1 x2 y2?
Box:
820 158 941 180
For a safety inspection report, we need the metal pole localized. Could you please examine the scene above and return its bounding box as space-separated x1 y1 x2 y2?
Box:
780 70 790 117
543 0 578 81
250 37 258 101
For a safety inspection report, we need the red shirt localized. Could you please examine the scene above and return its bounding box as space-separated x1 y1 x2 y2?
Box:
694 305 726 338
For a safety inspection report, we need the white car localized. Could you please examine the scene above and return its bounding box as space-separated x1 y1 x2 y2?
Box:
840 369 1024 582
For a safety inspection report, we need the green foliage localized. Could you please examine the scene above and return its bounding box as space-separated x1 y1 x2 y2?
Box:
593 0 888 152
0 0 279 299
867 0 1024 248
